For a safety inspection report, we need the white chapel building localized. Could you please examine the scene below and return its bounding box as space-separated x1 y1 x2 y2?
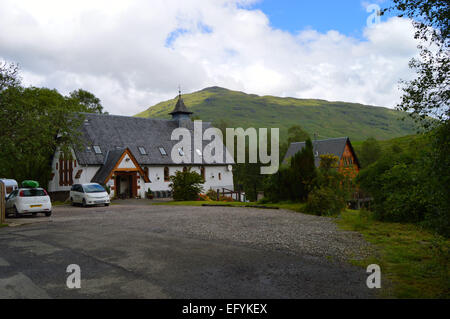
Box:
48 93 234 199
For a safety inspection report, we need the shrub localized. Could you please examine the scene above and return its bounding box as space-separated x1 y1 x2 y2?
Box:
206 189 218 201
219 195 234 202
305 187 346 216
198 194 211 201
169 168 204 201
102 184 111 195
145 187 153 199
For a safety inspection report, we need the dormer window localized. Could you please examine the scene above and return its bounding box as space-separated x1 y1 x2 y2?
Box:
159 147 167 156
138 146 147 155
93 145 102 154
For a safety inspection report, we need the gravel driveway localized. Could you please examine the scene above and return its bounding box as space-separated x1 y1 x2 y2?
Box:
0 203 375 298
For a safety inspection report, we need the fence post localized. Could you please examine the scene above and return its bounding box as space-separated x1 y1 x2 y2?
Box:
0 181 5 225
216 189 220 201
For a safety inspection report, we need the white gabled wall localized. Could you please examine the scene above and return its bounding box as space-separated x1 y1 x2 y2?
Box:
48 149 100 192
48 148 234 198
117 153 137 169
140 165 233 196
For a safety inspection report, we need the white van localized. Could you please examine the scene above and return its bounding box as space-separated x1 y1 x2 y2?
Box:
0 179 19 199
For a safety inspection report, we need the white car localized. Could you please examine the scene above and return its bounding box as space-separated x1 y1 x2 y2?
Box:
70 183 110 207
6 188 52 217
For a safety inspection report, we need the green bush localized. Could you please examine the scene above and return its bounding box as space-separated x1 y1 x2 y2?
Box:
305 187 346 216
356 128 450 237
206 189 218 201
169 168 204 201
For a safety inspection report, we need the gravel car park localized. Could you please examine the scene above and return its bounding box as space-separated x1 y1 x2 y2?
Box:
0 203 374 298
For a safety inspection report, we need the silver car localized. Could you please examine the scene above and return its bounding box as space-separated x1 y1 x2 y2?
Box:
70 183 110 207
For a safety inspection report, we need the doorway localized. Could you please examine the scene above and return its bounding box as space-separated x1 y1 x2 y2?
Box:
115 172 138 199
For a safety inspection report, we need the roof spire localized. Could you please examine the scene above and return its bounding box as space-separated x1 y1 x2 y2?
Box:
170 87 193 119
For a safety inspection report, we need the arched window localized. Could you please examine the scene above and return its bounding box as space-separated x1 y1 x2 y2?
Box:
164 167 170 182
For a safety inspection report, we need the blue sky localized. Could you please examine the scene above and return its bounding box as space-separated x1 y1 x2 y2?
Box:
0 0 417 115
250 0 393 39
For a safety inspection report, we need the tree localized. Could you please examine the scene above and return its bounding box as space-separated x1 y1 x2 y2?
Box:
383 0 449 126
287 125 310 144
380 0 450 236
359 137 382 168
169 168 204 201
289 139 317 202
0 86 85 187
0 61 20 92
68 89 105 114
278 125 310 164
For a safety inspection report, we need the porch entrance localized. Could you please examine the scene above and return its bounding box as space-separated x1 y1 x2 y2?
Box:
115 171 138 199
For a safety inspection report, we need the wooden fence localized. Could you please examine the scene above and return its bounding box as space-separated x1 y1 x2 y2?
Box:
216 188 246 202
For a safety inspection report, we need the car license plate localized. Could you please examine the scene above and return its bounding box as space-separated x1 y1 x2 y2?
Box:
30 204 42 208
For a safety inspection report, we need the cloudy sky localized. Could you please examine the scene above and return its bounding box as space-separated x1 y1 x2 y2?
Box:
0 0 420 115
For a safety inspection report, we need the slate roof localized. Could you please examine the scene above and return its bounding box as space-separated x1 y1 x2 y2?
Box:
74 113 233 166
91 148 126 184
169 95 192 115
283 137 360 167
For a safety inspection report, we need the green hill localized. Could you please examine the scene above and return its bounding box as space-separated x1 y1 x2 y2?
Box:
135 86 417 141
352 134 421 155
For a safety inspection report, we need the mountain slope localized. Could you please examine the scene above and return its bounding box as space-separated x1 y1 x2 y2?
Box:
135 86 416 141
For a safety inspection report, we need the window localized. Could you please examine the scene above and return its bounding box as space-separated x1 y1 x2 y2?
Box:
75 169 83 179
138 146 147 155
200 167 205 180
196 149 202 157
159 147 167 156
59 156 74 186
178 148 185 156
93 145 102 154
183 166 187 172
83 184 106 193
218 172 222 181
164 167 170 182
20 189 46 197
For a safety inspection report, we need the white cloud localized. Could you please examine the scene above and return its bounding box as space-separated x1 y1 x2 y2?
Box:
0 0 419 115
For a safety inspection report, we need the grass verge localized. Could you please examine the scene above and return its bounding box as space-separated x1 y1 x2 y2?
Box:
337 209 449 299
149 200 305 212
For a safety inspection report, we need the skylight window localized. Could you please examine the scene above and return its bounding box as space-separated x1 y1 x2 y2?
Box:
93 145 102 154
159 147 167 156
138 146 147 155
